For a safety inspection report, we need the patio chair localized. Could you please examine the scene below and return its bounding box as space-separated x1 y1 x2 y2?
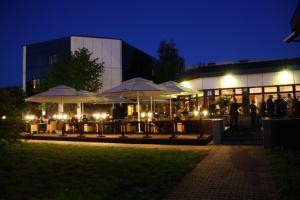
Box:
30 124 38 134
84 124 96 133
47 121 57 133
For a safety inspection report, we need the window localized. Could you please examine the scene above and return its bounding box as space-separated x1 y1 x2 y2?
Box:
249 87 262 94
264 86 277 93
49 55 57 65
207 90 213 96
221 89 234 95
279 86 293 92
235 88 243 95
197 91 204 97
296 85 300 91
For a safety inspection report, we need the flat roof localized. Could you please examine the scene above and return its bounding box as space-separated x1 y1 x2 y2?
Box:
177 57 300 81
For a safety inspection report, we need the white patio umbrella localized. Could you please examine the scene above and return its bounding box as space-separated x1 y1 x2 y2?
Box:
160 81 199 117
100 77 176 132
25 85 96 113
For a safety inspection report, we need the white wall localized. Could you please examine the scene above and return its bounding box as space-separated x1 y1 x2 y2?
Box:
71 36 122 91
180 70 300 90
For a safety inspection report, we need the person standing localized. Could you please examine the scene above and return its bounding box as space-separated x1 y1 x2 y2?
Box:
274 94 286 117
259 100 266 117
266 95 274 117
229 98 239 132
250 100 257 128
286 93 294 117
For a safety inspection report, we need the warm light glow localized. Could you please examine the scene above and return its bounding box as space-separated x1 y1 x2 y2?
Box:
75 114 82 119
141 112 146 118
194 110 199 116
53 113 68 120
180 81 191 89
92 113 101 120
25 114 35 121
203 110 208 116
221 74 236 88
147 112 153 118
101 113 108 119
2 115 6 120
278 70 293 84
42 111 46 116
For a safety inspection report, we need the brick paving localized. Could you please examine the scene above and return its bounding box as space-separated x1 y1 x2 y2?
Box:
164 146 277 200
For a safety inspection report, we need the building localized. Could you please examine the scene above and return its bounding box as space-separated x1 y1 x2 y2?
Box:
177 58 300 113
23 35 157 93
284 1 300 43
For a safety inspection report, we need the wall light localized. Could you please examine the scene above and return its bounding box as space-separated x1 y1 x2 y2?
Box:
194 110 199 116
221 74 236 88
278 70 293 84
2 115 6 120
180 81 191 89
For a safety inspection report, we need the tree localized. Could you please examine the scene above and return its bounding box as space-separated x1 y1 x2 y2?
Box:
47 47 104 92
0 87 27 145
156 40 185 83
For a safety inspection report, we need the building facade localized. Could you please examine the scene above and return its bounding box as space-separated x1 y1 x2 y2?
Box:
177 58 300 114
23 35 157 93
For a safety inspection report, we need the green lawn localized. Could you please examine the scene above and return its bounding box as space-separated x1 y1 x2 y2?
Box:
0 143 207 200
267 148 300 200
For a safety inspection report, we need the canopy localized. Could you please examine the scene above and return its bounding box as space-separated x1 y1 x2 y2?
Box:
100 77 176 132
160 81 199 95
25 85 96 104
101 77 175 97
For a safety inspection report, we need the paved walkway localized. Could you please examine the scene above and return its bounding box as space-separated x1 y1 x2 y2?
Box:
165 146 277 200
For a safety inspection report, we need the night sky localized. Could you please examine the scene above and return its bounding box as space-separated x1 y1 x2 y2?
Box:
0 0 299 87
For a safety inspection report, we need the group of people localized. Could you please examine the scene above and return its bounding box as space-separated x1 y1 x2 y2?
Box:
229 93 299 132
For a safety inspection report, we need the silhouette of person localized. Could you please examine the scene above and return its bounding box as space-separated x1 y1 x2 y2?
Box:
250 100 257 128
229 98 239 132
266 95 274 117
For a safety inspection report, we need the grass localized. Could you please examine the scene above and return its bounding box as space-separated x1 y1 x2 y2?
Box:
266 148 300 200
0 143 207 200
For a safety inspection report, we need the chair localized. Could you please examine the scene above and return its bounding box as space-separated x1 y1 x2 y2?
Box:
84 124 96 133
47 121 57 133
30 124 38 134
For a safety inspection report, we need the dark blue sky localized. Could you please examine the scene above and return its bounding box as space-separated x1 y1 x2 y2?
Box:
0 0 299 87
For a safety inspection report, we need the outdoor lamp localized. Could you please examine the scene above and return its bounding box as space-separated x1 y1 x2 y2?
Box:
25 114 35 121
141 112 146 118
75 114 82 119
194 110 199 116
92 113 101 120
53 114 57 119
147 112 153 118
202 110 209 117
100 113 107 120
2 115 6 120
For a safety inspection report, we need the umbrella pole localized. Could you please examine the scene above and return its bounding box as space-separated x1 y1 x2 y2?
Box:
169 98 172 118
137 91 141 133
150 96 153 112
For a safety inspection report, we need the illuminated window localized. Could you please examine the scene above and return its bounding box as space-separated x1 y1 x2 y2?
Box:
249 87 262 94
279 86 293 92
197 91 204 97
207 90 213 96
235 88 243 95
264 87 277 93
214 90 220 96
127 105 134 116
221 89 234 95
33 79 37 89
296 85 300 91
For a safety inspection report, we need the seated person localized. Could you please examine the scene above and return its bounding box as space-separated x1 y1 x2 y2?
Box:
81 115 88 122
